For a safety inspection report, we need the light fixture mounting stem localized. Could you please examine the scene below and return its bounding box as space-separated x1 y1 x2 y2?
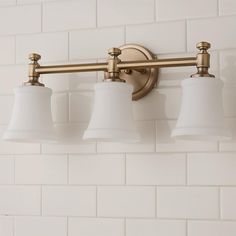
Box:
25 53 44 86
105 47 125 82
191 41 215 78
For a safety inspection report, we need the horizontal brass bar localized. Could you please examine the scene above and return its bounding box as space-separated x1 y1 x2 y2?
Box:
117 57 197 70
35 62 108 74
35 57 197 75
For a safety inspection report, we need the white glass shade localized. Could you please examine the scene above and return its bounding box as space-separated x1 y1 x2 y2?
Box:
171 77 231 140
83 82 140 142
3 86 56 142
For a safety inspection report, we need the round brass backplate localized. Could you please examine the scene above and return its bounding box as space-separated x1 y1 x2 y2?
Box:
119 44 158 100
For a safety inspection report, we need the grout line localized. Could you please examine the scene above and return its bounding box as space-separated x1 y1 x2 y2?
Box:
67 32 70 61
219 187 222 219
124 26 126 44
66 216 69 236
185 153 188 186
154 0 157 21
14 35 16 65
67 154 69 184
13 216 15 236
185 20 188 52
95 0 98 28
186 220 188 236
124 154 127 185
124 218 126 236
41 2 43 33
217 0 220 16
13 156 16 185
95 186 98 217
40 185 43 216
155 185 157 218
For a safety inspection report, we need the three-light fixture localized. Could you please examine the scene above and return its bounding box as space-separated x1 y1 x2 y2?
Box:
3 41 231 143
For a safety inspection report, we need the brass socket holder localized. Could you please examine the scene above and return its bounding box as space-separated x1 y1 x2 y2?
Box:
191 41 215 78
25 53 44 86
25 41 215 100
105 47 125 82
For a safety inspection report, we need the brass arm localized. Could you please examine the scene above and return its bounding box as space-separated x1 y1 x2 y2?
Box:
35 62 108 74
25 41 213 101
117 57 197 70
34 57 197 75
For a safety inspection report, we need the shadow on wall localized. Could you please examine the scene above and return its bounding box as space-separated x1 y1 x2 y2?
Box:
221 54 236 140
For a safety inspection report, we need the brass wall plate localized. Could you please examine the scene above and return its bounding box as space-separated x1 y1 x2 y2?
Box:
118 44 158 101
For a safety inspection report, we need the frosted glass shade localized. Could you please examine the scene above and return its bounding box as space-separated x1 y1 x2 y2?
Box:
171 77 231 140
83 82 140 142
3 86 56 142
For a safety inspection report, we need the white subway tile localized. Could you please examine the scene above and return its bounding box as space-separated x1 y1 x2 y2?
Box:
220 49 236 84
0 65 27 95
219 0 236 15
0 37 15 65
188 153 236 185
42 124 96 154
97 121 156 153
188 221 236 236
52 93 68 123
0 96 14 125
157 187 219 219
0 126 40 154
221 187 236 219
156 120 218 152
69 154 125 185
0 0 15 5
16 32 68 64
18 0 61 3
156 0 217 21
0 186 40 215
70 27 124 60
69 92 93 122
97 186 155 217
42 186 96 216
187 16 236 51
219 118 236 151
0 158 14 184
0 5 41 35
15 217 67 236
0 217 13 236
68 218 124 236
126 21 186 54
42 60 97 92
15 155 67 184
126 219 186 236
126 154 186 185
97 0 154 27
223 84 236 117
43 0 96 32
133 87 182 120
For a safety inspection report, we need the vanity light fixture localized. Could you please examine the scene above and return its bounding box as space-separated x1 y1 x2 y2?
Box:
3 41 231 143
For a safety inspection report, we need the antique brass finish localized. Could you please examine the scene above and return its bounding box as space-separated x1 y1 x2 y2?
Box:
191 41 215 78
117 44 158 100
105 47 124 82
25 41 214 100
25 53 44 87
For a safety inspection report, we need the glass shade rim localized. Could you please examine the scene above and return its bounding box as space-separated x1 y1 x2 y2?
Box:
171 127 232 141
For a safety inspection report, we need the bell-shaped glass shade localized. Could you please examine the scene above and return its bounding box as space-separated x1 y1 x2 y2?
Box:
3 86 56 143
171 77 231 140
83 82 140 142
